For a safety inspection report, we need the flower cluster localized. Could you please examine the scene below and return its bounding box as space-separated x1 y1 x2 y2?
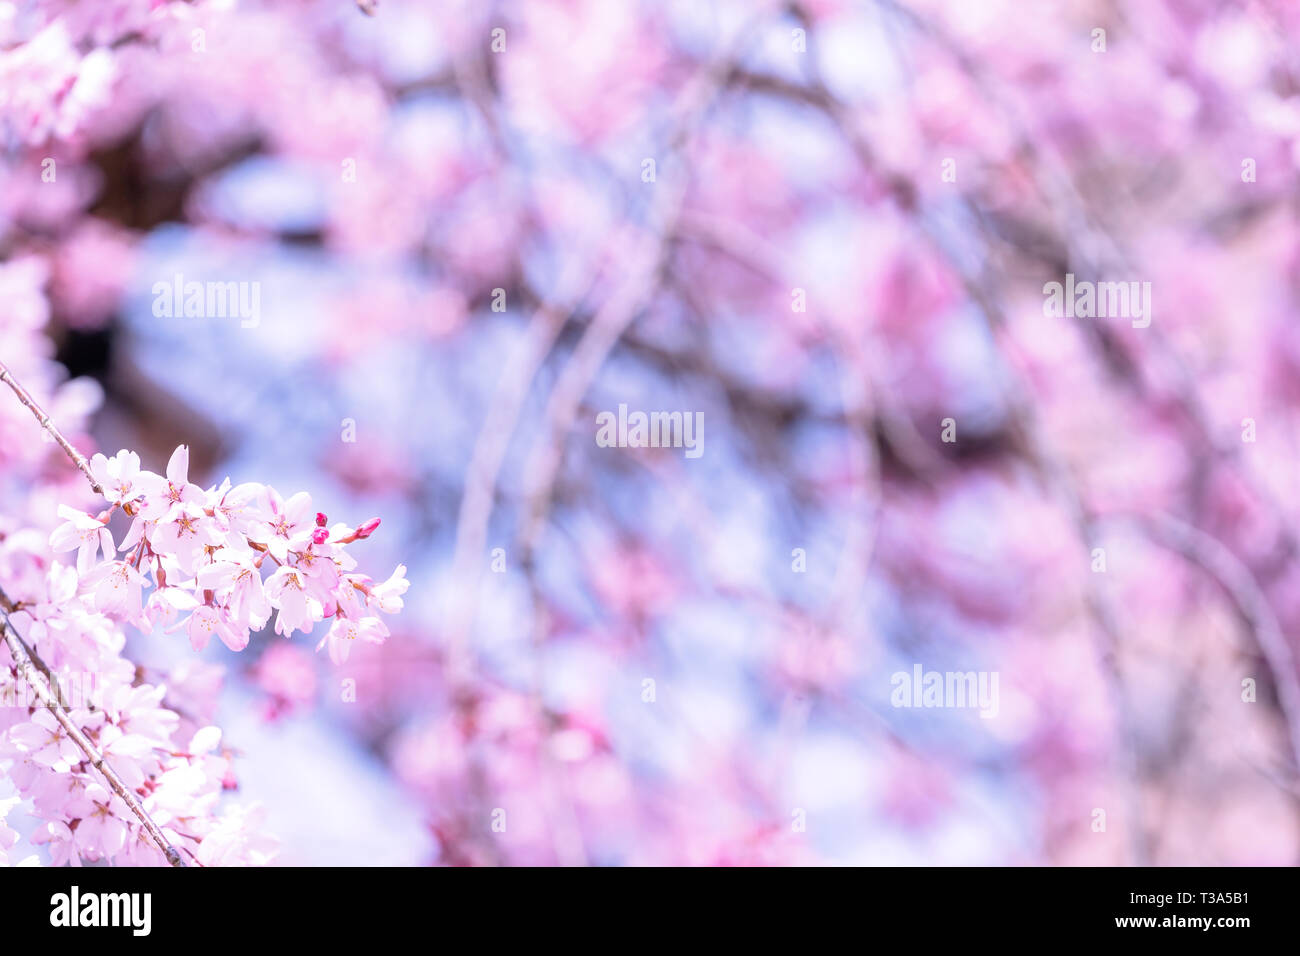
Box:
0 21 116 145
0 441 405 866
0 543 274 865
51 445 408 664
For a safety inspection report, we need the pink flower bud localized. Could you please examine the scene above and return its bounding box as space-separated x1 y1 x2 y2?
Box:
316 512 328 527
354 517 381 540
312 528 330 545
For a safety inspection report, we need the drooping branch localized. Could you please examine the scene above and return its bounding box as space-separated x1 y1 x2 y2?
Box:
1105 512 1300 777
0 360 185 866
0 358 103 495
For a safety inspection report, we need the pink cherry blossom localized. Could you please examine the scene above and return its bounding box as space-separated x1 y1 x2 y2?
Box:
255 489 316 563
88 449 143 505
318 614 389 665
1 425 402 866
183 605 249 653
7 0 1300 874
82 559 147 622
149 501 222 575
8 710 82 771
264 566 319 637
74 783 129 858
48 505 113 576
135 445 205 520
196 552 271 632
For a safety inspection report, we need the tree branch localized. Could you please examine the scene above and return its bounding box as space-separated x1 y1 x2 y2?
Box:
0 600 186 866
0 359 103 495
0 360 184 865
1105 512 1300 776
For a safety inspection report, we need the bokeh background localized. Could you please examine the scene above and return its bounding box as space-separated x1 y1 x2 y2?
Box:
4 0 1300 865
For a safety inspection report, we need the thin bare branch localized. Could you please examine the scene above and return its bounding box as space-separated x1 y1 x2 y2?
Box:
0 358 103 495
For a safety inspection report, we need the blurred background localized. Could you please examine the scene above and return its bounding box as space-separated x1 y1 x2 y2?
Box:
4 0 1300 864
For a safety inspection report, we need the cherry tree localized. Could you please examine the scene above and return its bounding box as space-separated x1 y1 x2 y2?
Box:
4 0 1300 866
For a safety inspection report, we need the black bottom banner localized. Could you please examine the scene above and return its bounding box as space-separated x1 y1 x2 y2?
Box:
0 865 1283 944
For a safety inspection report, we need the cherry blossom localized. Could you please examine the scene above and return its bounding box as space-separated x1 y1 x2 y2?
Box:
88 450 143 506
48 505 113 576
5 0 1300 872
1 422 404 866
7 710 82 772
